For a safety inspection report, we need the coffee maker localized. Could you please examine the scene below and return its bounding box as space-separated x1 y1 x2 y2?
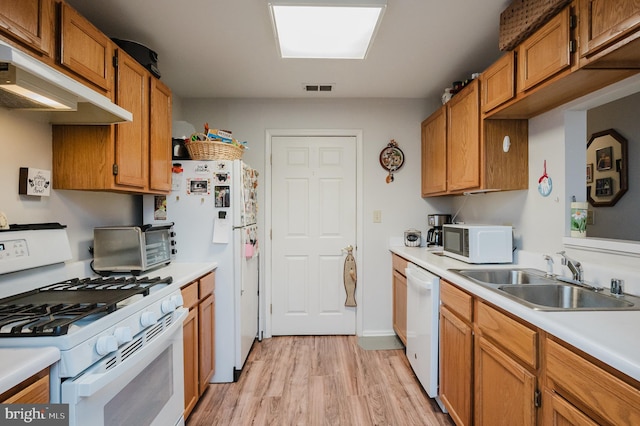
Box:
427 214 452 246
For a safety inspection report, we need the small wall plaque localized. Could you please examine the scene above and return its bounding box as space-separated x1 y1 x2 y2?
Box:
19 167 51 197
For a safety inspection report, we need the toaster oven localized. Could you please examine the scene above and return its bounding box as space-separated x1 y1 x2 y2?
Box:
93 223 175 275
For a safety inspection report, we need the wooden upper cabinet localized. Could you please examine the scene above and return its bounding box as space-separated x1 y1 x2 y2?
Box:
517 7 571 92
59 2 112 94
579 0 640 67
0 0 54 56
481 52 515 113
114 49 149 189
447 79 480 192
421 107 447 196
149 78 173 193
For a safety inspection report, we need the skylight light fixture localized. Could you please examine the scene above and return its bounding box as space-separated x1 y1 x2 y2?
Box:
268 0 386 59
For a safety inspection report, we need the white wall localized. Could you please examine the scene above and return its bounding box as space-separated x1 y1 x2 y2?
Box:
181 97 453 336
0 108 140 262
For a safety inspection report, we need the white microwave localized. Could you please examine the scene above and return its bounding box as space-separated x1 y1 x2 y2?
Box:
442 224 513 264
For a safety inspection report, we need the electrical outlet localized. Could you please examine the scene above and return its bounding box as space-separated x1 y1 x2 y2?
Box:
587 210 595 225
373 210 382 223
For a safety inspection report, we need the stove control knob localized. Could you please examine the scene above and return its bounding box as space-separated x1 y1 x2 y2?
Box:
96 335 118 356
114 326 133 344
161 299 176 314
170 294 184 308
140 311 158 327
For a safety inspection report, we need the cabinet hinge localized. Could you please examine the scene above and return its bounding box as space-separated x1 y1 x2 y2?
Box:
534 390 542 408
569 40 577 54
113 55 118 69
569 14 577 30
112 164 118 176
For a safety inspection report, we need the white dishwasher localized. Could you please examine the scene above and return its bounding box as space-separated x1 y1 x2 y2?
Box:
405 263 446 412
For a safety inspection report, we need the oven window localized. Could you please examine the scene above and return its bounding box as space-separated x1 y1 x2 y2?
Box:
104 347 173 426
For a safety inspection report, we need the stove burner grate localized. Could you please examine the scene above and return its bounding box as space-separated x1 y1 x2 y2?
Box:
0 276 172 336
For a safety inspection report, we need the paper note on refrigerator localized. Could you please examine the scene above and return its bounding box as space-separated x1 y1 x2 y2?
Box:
212 217 231 244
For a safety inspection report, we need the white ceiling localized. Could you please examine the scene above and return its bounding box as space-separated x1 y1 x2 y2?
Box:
64 0 512 101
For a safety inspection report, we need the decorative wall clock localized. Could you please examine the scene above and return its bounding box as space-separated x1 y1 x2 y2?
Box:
379 139 404 183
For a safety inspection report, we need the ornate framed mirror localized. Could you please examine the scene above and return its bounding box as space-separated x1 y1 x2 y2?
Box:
587 129 628 207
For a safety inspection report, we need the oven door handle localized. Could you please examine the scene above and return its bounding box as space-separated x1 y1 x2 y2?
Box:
72 309 186 399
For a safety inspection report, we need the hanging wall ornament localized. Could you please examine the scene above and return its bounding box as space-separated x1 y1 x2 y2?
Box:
379 139 405 183
538 159 553 197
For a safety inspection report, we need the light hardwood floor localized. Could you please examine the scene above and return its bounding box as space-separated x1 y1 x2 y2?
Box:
187 335 454 425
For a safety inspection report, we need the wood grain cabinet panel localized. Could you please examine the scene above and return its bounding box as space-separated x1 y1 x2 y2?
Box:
392 269 407 345
421 107 447 196
546 338 640 425
182 303 198 418
476 301 538 368
481 52 516 113
59 2 112 94
0 368 49 404
543 390 599 426
421 78 528 196
447 80 481 192
53 49 172 194
149 78 172 193
114 50 149 189
475 336 536 426
181 271 216 420
0 0 54 56
579 0 640 66
440 280 473 322
439 304 473 426
517 7 571 92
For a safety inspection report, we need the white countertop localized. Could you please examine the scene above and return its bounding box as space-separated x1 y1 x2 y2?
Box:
147 261 218 288
390 245 640 382
0 347 60 395
0 260 217 395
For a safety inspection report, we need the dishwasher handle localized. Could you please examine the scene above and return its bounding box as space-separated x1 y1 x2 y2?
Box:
405 266 436 292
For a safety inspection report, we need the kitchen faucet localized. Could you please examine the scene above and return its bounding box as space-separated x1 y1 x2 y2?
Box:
556 251 604 292
557 251 583 282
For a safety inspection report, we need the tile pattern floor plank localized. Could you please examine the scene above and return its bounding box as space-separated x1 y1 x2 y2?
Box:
187 335 454 426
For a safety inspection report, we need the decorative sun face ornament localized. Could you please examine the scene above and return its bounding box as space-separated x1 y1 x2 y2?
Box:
379 139 405 183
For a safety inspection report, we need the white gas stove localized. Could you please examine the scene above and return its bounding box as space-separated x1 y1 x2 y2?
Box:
0 224 186 426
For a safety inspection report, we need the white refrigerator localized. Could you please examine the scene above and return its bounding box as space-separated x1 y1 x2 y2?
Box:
143 159 259 383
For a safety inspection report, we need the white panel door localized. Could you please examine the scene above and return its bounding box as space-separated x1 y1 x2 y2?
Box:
271 136 357 335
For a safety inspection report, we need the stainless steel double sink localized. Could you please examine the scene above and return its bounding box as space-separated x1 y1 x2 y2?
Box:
450 268 640 311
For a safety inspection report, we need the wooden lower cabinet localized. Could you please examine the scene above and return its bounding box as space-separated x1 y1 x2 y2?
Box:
543 390 599 426
440 280 537 426
391 254 408 345
0 368 49 403
182 304 199 417
475 336 536 426
181 271 216 419
545 337 640 425
198 290 215 396
439 304 473 426
440 278 640 426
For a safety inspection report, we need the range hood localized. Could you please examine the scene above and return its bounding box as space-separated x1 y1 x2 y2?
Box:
0 41 132 124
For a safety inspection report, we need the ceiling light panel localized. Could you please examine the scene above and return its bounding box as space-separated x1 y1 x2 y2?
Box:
269 0 386 59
